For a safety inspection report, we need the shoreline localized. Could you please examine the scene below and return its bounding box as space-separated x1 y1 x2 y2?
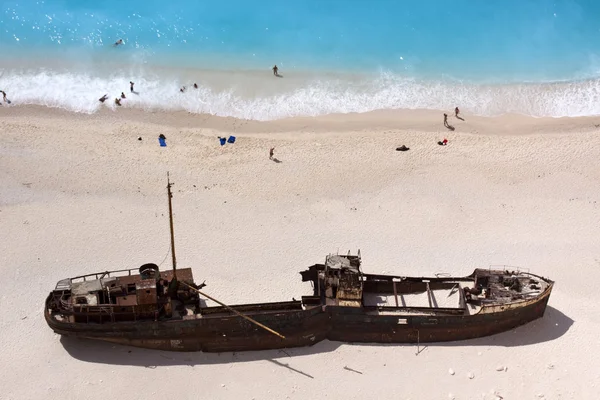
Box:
3 67 600 119
2 104 600 136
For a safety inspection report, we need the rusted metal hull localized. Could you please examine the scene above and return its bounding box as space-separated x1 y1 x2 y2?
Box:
46 298 329 352
45 283 552 352
328 285 552 344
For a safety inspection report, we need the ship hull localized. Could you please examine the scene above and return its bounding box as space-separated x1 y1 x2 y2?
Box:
45 284 552 352
328 285 552 344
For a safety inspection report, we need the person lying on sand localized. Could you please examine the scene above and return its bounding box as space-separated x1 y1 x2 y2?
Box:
115 98 122 106
121 92 126 99
99 94 108 103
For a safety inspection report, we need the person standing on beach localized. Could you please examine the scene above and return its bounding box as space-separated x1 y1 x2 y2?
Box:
1 90 7 103
443 113 455 130
130 81 135 93
272 65 279 76
454 106 464 120
269 147 275 160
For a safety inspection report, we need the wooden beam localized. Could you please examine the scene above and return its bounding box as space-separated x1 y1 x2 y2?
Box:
180 281 285 339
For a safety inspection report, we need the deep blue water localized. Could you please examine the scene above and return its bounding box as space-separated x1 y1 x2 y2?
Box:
2 0 600 119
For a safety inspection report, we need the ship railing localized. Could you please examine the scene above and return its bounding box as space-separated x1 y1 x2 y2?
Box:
68 302 166 324
488 265 530 275
69 268 140 283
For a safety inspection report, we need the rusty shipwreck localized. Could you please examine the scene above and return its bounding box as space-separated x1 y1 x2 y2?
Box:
45 176 554 352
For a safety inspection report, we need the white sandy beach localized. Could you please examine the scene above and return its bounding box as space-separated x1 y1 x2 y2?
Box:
1 106 599 399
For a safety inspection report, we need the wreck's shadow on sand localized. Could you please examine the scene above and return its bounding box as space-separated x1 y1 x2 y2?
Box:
60 306 572 368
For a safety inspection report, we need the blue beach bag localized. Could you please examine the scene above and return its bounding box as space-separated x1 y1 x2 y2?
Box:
227 135 236 144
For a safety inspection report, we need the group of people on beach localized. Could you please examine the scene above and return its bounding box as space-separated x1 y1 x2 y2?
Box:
443 107 463 131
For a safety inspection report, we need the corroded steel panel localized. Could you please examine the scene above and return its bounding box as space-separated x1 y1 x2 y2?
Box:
116 294 137 306
135 281 157 305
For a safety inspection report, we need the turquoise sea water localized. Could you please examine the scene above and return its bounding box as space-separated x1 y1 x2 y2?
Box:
2 0 600 119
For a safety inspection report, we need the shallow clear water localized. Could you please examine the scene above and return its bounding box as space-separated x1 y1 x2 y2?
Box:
2 0 600 119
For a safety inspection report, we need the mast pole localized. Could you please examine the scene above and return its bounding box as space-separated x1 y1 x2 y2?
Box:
179 281 286 339
167 172 177 280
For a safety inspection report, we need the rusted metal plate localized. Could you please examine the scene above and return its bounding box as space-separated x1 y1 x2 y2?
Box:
117 275 142 286
135 281 157 305
160 268 194 283
116 294 138 306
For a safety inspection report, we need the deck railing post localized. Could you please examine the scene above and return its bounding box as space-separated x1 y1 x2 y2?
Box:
415 330 420 355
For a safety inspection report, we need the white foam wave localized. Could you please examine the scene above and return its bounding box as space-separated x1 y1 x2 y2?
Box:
2 70 600 120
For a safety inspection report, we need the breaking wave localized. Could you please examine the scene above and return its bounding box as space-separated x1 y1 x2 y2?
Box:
2 69 600 120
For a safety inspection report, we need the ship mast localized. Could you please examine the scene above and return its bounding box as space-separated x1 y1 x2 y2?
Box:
167 172 177 280
164 172 285 340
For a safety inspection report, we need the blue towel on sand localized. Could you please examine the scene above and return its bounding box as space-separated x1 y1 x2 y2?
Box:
219 137 226 146
227 135 236 144
159 137 166 147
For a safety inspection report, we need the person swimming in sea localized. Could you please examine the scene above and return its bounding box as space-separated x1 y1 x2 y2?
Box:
121 92 126 99
115 98 122 106
99 94 108 103
114 39 123 46
193 83 198 89
180 86 186 93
